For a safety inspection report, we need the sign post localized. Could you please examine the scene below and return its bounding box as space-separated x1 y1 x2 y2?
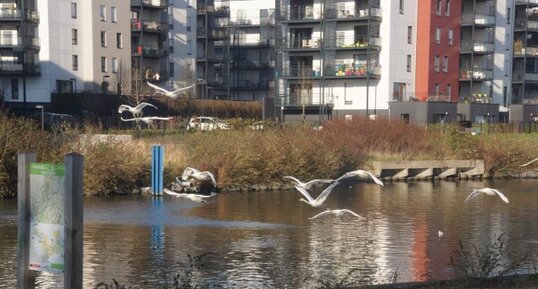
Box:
17 152 83 289
151 145 164 195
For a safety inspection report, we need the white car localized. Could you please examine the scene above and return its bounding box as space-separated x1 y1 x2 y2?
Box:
187 116 230 131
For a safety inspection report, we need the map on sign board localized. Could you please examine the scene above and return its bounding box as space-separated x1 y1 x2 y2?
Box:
29 163 65 273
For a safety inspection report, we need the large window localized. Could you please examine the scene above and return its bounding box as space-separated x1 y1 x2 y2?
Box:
406 55 411 72
169 62 175 77
436 0 442 16
99 5 106 21
116 33 123 49
448 29 453 45
101 31 107 47
445 0 451 16
112 57 118 73
72 29 77 45
435 28 441 44
101 56 107 72
11 79 18 100
443 56 448 72
71 2 77 18
72 55 78 71
399 0 404 14
393 82 406 101
111 6 117 23
434 55 440 72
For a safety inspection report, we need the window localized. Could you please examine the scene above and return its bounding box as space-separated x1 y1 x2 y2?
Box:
399 0 404 14
101 31 107 47
393 82 406 101
435 28 441 44
407 26 412 44
99 5 106 21
447 84 452 98
11 79 18 100
170 42 174 53
71 2 77 18
116 33 122 48
436 0 442 16
187 39 192 55
435 83 439 95
72 55 78 71
101 56 107 72
187 16 191 31
112 57 118 73
507 7 511 24
448 29 453 45
406 54 411 72
434 55 440 72
445 0 451 16
72 29 77 45
443 56 448 72
169 62 175 77
111 6 117 23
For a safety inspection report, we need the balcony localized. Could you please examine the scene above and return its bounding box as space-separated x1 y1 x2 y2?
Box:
460 40 494 54
513 71 538 82
0 9 39 23
332 36 381 50
516 0 538 6
197 4 229 16
461 13 495 26
230 16 275 26
131 20 168 33
326 7 382 21
0 62 40 75
131 0 168 9
515 19 538 31
514 46 538 57
197 27 227 39
230 38 274 48
459 68 493 81
283 65 318 78
282 6 323 22
231 60 273 70
287 38 321 50
325 64 381 79
196 53 226 62
132 45 168 58
279 93 333 107
230 80 269 90
0 36 40 50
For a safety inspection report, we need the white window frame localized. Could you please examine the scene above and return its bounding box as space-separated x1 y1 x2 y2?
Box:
112 57 118 73
101 56 107 72
111 6 117 23
100 5 106 21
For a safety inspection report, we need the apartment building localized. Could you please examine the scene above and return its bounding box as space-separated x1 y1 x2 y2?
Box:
275 0 417 119
0 0 40 109
167 0 196 91
513 0 538 105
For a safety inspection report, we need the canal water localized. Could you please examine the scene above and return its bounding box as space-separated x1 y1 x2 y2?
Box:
1 179 537 288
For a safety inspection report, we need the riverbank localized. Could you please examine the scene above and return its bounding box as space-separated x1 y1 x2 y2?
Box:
357 274 538 289
0 112 537 197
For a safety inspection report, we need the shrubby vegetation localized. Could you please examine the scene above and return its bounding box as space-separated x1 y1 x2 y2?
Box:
0 111 537 197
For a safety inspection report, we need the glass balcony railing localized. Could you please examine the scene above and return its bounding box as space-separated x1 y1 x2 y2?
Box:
333 36 381 49
132 45 168 57
514 46 538 57
515 0 538 6
460 41 494 53
131 20 168 33
0 37 40 49
459 68 493 80
326 7 382 20
0 9 39 22
461 13 495 26
279 93 333 106
327 64 381 78
288 38 321 49
0 62 40 74
131 0 169 8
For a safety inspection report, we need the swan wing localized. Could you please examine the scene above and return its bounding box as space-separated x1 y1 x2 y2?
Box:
464 190 482 202
169 83 196 95
118 104 132 113
339 209 364 219
198 192 218 198
182 167 200 179
164 188 184 197
120 116 138 122
147 116 173 121
135 102 158 111
363 171 384 186
147 81 172 94
308 210 333 220
283 176 303 186
314 181 340 205
292 185 315 202
520 157 538 167
304 179 334 189
201 171 217 187
491 189 509 203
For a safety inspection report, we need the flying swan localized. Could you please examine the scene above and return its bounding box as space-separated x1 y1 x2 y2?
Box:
309 209 364 220
336 169 384 186
283 176 334 190
147 81 195 98
293 181 340 208
464 188 509 204
118 102 157 118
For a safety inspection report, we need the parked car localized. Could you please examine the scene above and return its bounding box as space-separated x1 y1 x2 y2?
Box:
186 116 230 131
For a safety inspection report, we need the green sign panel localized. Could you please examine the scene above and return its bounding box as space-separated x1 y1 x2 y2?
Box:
29 163 65 273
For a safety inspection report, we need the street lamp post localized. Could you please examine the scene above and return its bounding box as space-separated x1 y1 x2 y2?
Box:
35 105 44 131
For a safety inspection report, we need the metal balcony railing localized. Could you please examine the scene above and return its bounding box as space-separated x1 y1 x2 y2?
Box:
0 36 40 49
132 45 168 57
325 7 382 19
460 40 494 53
461 13 495 26
333 36 381 49
514 46 538 57
327 64 381 77
515 0 538 5
0 9 39 22
285 6 323 21
131 20 168 33
231 38 274 47
459 68 493 80
131 0 169 8
279 93 334 106
0 62 40 73
288 37 321 49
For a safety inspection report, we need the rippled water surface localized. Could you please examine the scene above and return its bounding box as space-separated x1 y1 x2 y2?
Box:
1 179 537 288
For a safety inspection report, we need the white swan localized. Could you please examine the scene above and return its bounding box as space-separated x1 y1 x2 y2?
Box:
180 167 217 188
464 188 509 204
147 81 195 98
164 188 217 203
520 157 538 167
293 181 340 208
283 176 334 190
118 102 157 118
308 209 364 220
336 169 384 186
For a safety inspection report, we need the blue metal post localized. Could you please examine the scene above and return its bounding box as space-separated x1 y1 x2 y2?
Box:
151 145 164 195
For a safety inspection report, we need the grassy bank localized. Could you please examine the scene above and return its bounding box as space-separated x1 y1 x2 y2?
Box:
1 112 537 197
